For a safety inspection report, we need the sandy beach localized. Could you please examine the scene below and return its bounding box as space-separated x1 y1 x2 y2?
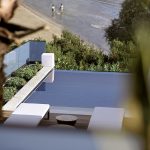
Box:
10 5 63 43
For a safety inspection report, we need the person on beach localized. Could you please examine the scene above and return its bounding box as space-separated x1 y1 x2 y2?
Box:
59 3 64 14
51 4 55 16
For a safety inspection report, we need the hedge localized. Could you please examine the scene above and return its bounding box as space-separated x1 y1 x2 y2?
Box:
3 63 42 102
11 63 42 81
5 77 27 90
3 87 17 104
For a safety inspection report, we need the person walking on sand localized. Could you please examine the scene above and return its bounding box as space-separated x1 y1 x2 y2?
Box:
59 3 64 14
51 4 55 16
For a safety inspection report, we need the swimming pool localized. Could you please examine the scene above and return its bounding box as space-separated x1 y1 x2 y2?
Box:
25 70 132 108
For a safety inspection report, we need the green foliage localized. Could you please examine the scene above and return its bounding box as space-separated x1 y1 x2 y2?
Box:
5 77 26 90
55 53 78 70
46 30 134 72
105 0 150 42
12 63 42 81
110 40 136 60
3 63 42 103
12 67 35 81
26 63 42 74
22 67 36 81
46 30 105 71
108 40 136 72
3 87 17 103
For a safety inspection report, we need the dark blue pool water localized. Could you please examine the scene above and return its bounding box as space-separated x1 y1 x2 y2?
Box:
25 70 132 108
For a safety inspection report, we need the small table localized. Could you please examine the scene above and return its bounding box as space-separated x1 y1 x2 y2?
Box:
56 115 78 126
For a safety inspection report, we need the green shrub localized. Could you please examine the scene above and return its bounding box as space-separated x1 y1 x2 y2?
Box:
46 30 105 71
3 63 42 104
55 53 78 70
46 30 134 72
11 68 24 78
27 62 42 72
34 62 42 71
3 87 17 103
27 65 38 73
22 67 36 81
105 0 150 42
5 77 26 90
105 40 137 72
12 63 42 81
12 67 34 81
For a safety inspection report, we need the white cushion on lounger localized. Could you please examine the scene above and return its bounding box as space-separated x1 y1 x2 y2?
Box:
4 103 50 127
88 107 124 131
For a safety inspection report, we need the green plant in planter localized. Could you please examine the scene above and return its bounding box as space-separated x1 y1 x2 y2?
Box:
11 68 25 78
3 87 17 104
12 67 34 81
12 63 42 81
35 62 42 71
28 65 38 73
28 63 42 72
5 77 26 90
3 63 42 104
22 67 36 81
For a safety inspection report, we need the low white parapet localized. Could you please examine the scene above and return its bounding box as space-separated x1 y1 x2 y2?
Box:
42 53 55 67
42 53 55 83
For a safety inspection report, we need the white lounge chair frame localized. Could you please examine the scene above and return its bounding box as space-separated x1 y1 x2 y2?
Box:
4 103 50 127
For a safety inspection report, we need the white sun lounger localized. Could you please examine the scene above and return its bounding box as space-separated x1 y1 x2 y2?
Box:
4 103 50 127
88 107 125 131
